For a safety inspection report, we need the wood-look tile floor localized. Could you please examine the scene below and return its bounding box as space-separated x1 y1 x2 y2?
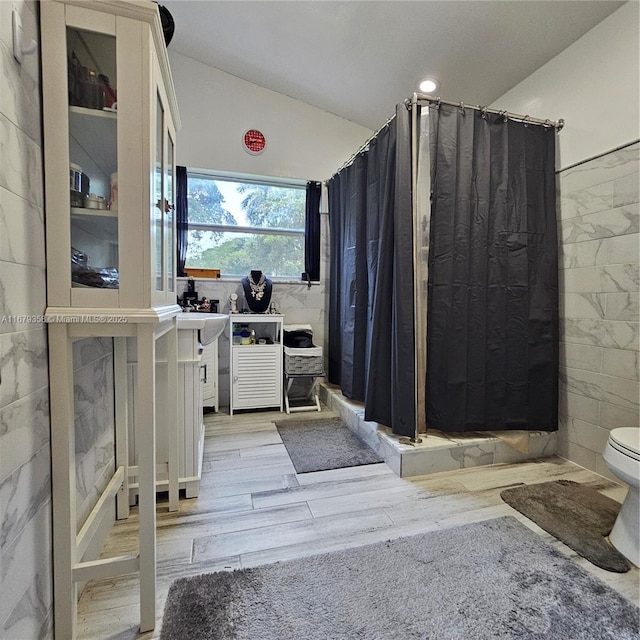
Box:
76 408 640 639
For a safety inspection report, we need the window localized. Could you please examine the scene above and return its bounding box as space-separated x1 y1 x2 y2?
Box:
186 172 306 278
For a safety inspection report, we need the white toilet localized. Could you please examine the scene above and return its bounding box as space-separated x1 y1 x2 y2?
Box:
603 427 640 567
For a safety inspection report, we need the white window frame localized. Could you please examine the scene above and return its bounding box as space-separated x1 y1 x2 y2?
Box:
186 170 307 279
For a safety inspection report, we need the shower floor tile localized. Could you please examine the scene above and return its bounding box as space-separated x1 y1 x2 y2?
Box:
319 383 557 477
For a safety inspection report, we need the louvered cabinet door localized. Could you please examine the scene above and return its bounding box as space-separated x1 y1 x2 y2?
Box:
231 346 283 412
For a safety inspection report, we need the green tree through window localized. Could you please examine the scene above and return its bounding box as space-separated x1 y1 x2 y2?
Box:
186 173 306 278
186 176 238 259
187 177 236 224
239 184 305 228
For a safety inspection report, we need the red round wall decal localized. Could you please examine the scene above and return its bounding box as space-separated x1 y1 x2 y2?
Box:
243 129 266 155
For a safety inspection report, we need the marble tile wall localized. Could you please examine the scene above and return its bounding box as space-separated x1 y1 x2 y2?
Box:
0 2 53 637
558 142 640 478
178 212 330 408
73 338 115 530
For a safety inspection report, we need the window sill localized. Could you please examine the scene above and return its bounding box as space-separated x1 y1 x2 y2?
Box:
177 276 321 286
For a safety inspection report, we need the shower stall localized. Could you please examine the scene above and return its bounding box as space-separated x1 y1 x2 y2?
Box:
327 94 563 442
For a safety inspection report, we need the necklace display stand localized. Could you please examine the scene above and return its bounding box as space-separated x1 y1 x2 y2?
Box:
242 270 272 313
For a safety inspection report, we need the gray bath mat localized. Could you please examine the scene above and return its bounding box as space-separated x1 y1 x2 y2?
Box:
160 516 640 640
501 479 630 572
274 416 383 473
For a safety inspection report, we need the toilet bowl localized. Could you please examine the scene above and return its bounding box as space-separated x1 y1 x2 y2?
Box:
603 427 640 567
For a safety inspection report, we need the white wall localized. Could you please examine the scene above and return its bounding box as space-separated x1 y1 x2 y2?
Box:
169 52 369 407
493 1 639 170
169 51 372 181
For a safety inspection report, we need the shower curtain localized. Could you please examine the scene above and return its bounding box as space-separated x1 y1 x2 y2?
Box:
426 103 558 432
327 104 416 437
328 100 558 436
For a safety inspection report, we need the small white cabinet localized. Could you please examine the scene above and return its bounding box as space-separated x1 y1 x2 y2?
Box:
229 315 284 414
201 340 219 411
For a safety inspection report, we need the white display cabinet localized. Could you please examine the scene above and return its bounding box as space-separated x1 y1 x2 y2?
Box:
229 315 284 414
40 2 181 638
42 0 179 309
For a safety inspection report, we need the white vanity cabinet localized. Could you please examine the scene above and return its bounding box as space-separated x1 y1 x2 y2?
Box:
40 1 181 637
201 340 219 411
126 327 203 499
229 315 284 414
177 332 205 498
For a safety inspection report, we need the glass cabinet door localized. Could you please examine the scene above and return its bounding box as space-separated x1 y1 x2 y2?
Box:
67 27 119 291
166 133 175 294
154 93 165 293
152 80 177 302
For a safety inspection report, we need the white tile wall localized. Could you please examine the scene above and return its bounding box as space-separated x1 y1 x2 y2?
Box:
558 142 640 476
0 2 54 636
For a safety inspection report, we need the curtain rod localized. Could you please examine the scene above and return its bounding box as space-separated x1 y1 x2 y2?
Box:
410 93 565 130
328 112 397 181
326 93 564 184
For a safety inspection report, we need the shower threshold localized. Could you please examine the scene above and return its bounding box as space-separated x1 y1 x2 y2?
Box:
319 383 557 478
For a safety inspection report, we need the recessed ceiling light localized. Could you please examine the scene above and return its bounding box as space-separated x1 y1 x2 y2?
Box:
419 78 439 94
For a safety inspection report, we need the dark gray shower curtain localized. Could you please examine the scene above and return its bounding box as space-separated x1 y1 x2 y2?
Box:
426 104 558 432
328 104 416 436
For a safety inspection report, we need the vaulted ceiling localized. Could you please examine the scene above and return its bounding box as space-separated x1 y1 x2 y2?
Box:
162 0 625 130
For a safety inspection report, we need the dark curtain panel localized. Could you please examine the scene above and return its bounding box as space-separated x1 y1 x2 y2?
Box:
328 151 368 400
176 165 188 277
426 104 558 432
304 181 322 281
361 122 396 426
327 105 416 436
327 174 344 385
386 105 416 436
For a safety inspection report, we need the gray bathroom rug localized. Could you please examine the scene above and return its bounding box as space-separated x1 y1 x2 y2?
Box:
501 479 630 572
160 516 639 640
274 416 383 473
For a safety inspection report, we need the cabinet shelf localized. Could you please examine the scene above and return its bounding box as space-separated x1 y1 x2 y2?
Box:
69 106 117 177
69 105 118 119
71 208 118 248
232 343 278 348
71 206 117 217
